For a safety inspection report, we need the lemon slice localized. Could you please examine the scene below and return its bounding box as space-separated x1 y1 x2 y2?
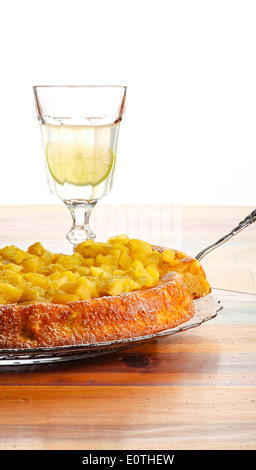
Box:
46 142 114 186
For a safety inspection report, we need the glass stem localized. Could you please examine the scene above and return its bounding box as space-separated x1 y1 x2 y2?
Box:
64 200 97 247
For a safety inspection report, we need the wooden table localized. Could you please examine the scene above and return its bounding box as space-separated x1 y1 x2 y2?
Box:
0 204 255 451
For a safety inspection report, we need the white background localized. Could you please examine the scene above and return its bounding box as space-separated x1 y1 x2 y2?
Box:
0 0 255 206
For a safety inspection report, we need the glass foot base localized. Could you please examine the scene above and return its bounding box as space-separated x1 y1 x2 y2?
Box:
64 199 97 247
66 226 96 246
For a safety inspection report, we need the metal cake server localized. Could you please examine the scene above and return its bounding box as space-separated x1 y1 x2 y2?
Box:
195 208 256 261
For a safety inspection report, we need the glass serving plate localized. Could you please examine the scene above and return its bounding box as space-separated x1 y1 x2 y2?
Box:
0 294 221 365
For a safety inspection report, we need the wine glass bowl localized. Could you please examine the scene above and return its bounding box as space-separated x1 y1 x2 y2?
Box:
33 85 126 246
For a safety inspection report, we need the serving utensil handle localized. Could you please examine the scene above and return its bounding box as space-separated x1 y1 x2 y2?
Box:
195 208 256 261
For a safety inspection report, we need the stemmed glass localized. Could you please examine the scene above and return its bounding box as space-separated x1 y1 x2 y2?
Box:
33 85 126 246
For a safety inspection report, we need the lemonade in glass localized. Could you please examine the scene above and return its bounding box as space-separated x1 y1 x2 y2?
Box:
33 86 126 246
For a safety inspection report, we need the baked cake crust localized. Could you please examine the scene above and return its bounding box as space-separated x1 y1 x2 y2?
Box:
0 271 195 349
0 238 211 349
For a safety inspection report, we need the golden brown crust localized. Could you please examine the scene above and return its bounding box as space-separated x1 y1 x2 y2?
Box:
0 271 195 349
153 245 211 299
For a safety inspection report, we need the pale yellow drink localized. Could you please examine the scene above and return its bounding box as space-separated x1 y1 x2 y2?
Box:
40 122 119 202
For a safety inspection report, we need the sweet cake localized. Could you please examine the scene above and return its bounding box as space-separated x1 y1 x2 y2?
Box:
0 235 210 348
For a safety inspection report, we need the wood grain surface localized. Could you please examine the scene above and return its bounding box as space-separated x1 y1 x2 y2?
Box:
0 204 255 450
